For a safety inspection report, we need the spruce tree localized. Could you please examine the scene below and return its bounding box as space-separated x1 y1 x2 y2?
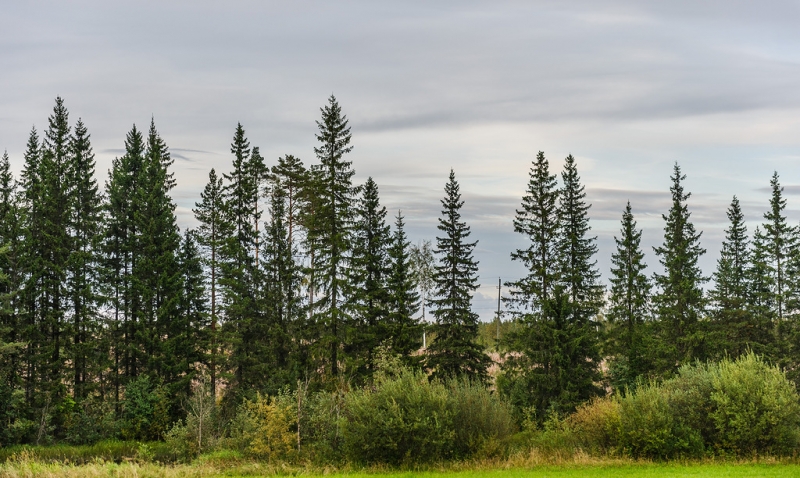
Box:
134 120 182 390
66 119 102 400
500 152 601 420
505 151 559 313
262 185 305 389
347 177 391 379
557 154 603 313
221 123 262 394
426 170 488 381
308 95 356 379
102 124 146 403
0 151 23 392
652 163 707 369
708 196 769 358
386 211 422 364
193 168 228 397
762 172 797 325
169 229 208 418
607 202 651 387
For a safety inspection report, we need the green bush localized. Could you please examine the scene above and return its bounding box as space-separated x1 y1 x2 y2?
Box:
300 387 346 464
709 352 800 455
342 368 454 465
618 382 704 459
449 377 517 458
567 396 621 454
119 376 170 441
340 367 517 466
554 353 800 459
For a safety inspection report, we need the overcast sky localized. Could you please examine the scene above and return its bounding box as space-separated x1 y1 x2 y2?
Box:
3 1 800 320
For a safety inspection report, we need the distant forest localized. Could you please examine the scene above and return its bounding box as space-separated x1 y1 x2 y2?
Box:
0 95 797 445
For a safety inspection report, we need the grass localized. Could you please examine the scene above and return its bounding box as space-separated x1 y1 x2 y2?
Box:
1 449 799 478
1 463 799 478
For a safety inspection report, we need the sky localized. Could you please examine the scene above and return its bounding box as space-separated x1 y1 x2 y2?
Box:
3 1 800 320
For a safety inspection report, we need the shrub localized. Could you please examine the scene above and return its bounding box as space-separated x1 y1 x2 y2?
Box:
617 382 703 459
300 387 346 464
448 377 517 458
341 368 454 465
165 379 223 460
119 376 170 441
567 396 621 454
230 392 296 462
709 352 800 455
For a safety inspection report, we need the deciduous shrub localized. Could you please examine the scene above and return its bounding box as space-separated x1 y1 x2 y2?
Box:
550 353 800 459
709 352 800 455
567 396 621 454
341 368 454 465
449 377 517 458
230 392 296 462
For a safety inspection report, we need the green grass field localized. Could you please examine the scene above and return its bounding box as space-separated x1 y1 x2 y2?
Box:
2 463 800 478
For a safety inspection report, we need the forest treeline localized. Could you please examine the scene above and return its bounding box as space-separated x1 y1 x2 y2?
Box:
0 95 799 447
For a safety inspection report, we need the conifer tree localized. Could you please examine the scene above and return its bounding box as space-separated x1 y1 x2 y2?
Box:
134 120 182 385
66 119 102 400
707 196 767 358
505 151 559 313
193 168 228 397
0 151 23 390
262 186 305 389
607 202 651 387
557 154 603 313
500 152 601 420
386 211 421 364
762 172 797 325
221 123 262 393
652 163 707 369
168 229 208 418
308 95 356 379
102 124 146 402
347 177 391 379
426 170 488 381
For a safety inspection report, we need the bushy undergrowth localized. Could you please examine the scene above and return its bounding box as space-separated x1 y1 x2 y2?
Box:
5 353 797 467
557 353 800 459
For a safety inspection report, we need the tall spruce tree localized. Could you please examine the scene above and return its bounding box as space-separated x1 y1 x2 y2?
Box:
262 185 305 389
762 173 797 326
135 120 182 396
607 202 651 388
652 163 707 370
25 98 74 439
386 211 422 364
708 196 769 358
66 119 102 400
102 124 146 403
426 170 488 381
348 177 391 380
500 152 601 421
556 154 603 313
193 168 228 397
221 123 263 395
505 151 559 313
308 95 356 379
0 151 23 392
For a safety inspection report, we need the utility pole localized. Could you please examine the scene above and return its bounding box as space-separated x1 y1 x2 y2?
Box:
496 277 501 347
